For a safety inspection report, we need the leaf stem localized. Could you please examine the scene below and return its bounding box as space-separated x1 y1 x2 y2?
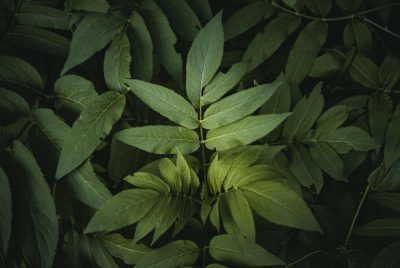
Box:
344 185 370 248
284 250 326 268
198 101 207 181
267 1 400 22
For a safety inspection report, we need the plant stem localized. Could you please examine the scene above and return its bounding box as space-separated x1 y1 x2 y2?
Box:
284 250 326 268
198 102 207 181
344 185 370 248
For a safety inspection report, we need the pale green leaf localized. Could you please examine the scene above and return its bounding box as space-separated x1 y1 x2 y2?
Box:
176 152 192 193
65 0 110 13
159 158 182 192
124 79 199 129
285 21 328 85
349 53 380 89
61 13 126 74
135 240 199 268
354 218 400 237
9 141 58 268
17 3 70 30
224 1 275 40
104 32 131 92
54 75 98 115
202 81 282 129
370 192 400 212
209 234 284 267
0 88 30 122
186 12 223 107
56 91 125 179
310 142 345 180
114 125 200 155
125 172 170 193
0 167 11 257
206 114 290 151
241 180 321 231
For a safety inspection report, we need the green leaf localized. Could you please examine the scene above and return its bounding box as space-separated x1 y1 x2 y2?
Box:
114 125 200 155
226 190 255 240
209 234 284 267
0 88 30 123
376 161 400 192
17 3 70 30
305 0 332 15
285 21 328 85
187 0 212 20
125 172 171 193
241 180 321 231
379 54 400 92
56 91 125 179
104 32 131 92
202 81 282 129
54 75 98 115
224 1 274 40
159 158 182 192
370 192 400 213
0 55 44 92
100 234 150 265
354 218 400 237
186 12 224 107
310 142 345 180
128 11 153 81
243 13 301 72
202 62 248 105
140 3 183 86
156 0 201 40
61 13 126 74
370 241 400 268
309 53 342 78
6 25 70 56
368 93 392 149
205 114 290 151
65 0 110 13
135 240 199 268
349 53 380 89
85 189 160 233
336 0 362 11
9 141 58 268
124 79 199 129
0 167 11 257
315 105 348 136
344 20 372 56
283 84 324 138
384 108 400 169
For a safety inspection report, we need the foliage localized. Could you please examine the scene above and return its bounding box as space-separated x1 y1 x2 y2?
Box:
1 0 400 267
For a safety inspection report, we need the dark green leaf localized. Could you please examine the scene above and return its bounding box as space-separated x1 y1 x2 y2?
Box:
349 53 380 89
336 0 362 10
370 241 400 268
309 53 342 78
310 142 345 180
17 3 70 30
384 107 400 169
0 88 29 123
305 0 332 15
354 219 400 237
368 93 392 149
65 0 110 13
0 167 11 257
187 0 212 20
344 20 372 56
370 192 400 212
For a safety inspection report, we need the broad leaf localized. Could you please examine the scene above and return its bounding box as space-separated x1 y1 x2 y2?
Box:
315 105 348 136
206 114 290 151
368 93 392 149
344 20 372 56
65 0 110 13
370 241 400 268
354 219 400 237
309 53 342 78
56 91 125 179
370 192 400 212
0 88 30 123
305 0 331 15
226 190 255 240
0 167 11 257
186 12 223 107
349 53 380 89
114 125 200 155
124 79 199 129
17 3 70 30
310 141 345 180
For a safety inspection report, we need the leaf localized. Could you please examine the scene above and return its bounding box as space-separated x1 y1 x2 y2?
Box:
349 53 380 89
205 114 290 151
201 62 248 105
305 0 332 15
375 161 400 192
226 190 255 240
283 84 324 138
202 81 282 129
315 105 348 136
187 0 212 20
0 55 44 92
0 88 30 123
336 0 362 11
310 142 345 180
54 75 98 115
156 0 201 40
125 172 171 193
209 234 284 267
135 240 199 268
243 13 301 72
0 167 11 257
344 20 372 56
114 125 200 155
285 21 328 85
61 13 126 74
186 12 224 107
17 3 70 30
379 54 400 92
56 91 125 179
104 32 131 92
370 241 400 268
384 108 400 169
370 192 400 212
100 234 150 265
85 189 160 233
65 0 110 13
140 3 183 86
224 1 275 40
6 25 70 56
124 79 198 129
368 93 392 149
241 180 321 231
354 219 400 237
9 141 58 268
128 11 153 81
309 53 342 78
